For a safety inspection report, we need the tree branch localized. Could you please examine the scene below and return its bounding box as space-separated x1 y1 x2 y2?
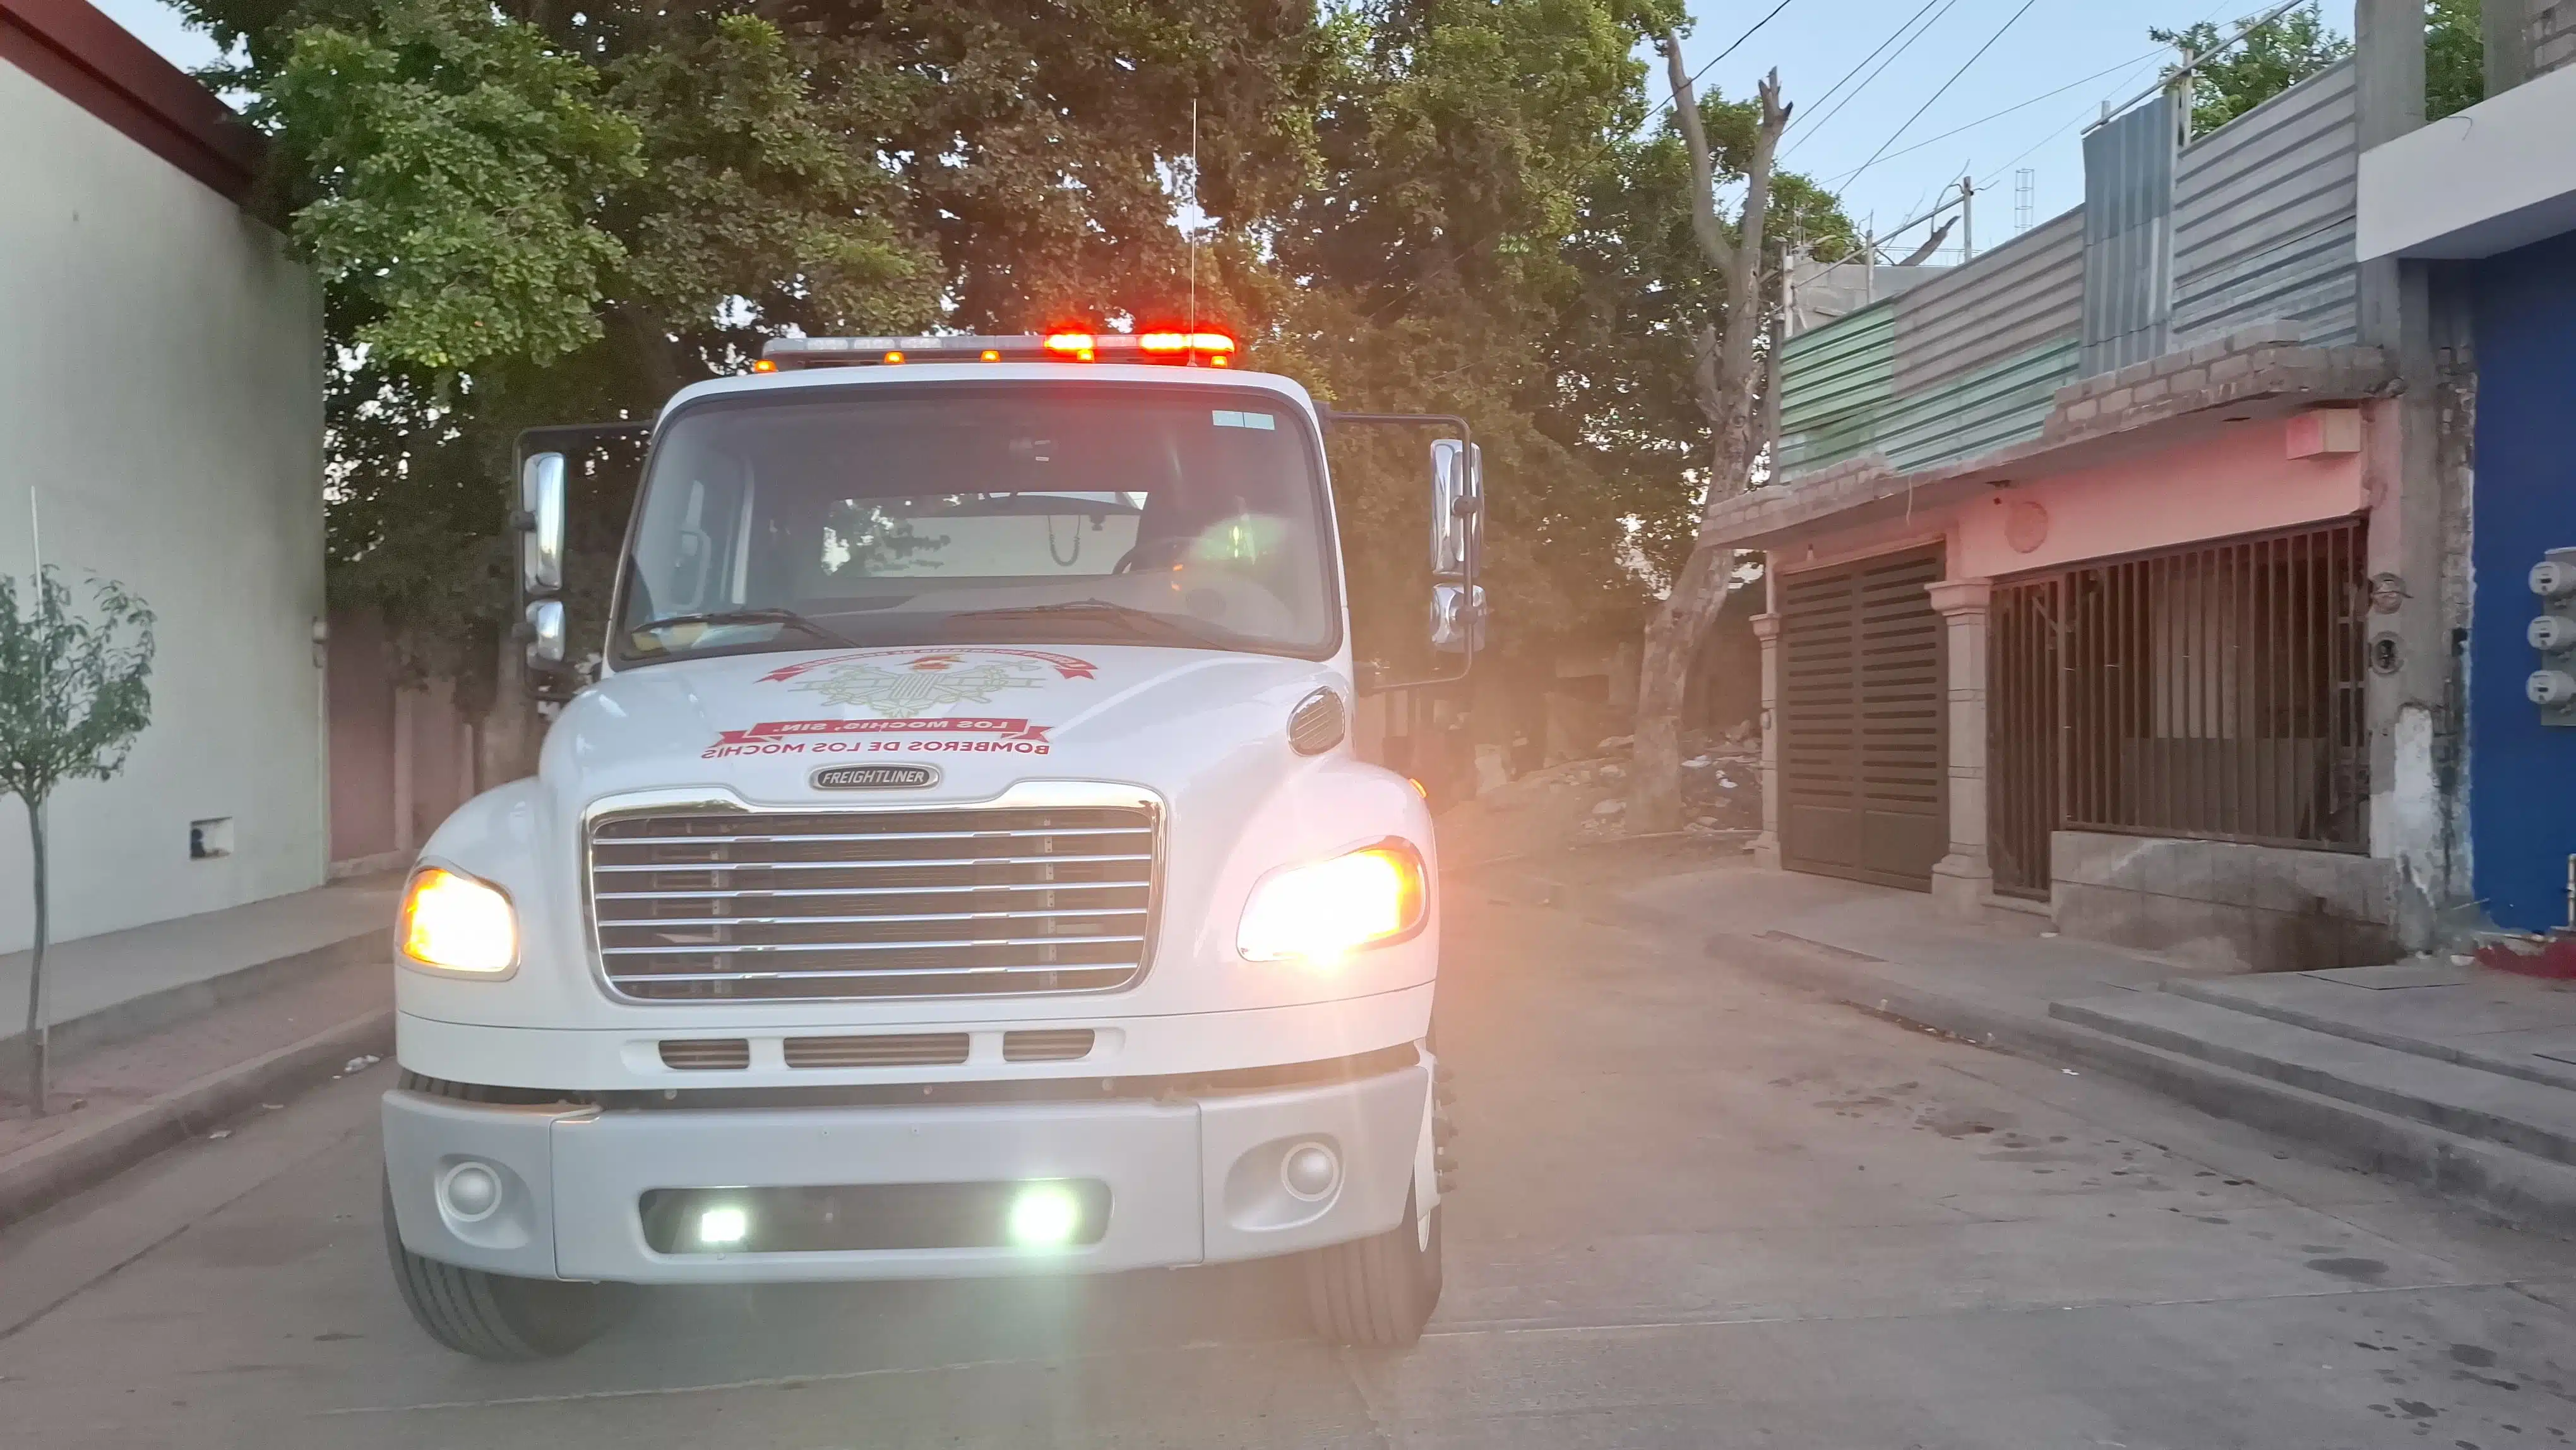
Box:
1719 71 1792 385
1660 33 1733 280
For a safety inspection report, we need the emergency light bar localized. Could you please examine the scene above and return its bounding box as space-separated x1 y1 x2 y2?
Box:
757 330 1237 373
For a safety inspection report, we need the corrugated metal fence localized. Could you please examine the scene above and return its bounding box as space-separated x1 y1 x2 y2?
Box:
1777 213 2082 478
1772 61 2358 486
2080 94 2179 374
2170 59 2360 351
1893 210 2085 395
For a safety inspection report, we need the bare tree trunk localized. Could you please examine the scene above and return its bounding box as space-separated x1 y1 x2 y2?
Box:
1628 43 1793 835
1629 387 1762 831
23 800 47 1117
1631 547 1734 831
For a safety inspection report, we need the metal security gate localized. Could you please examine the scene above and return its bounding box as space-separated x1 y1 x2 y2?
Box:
1988 518 2370 898
1778 546 1947 890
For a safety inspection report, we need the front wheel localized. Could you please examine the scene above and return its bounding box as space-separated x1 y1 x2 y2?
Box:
381 1177 611 1360
1302 1192 1443 1346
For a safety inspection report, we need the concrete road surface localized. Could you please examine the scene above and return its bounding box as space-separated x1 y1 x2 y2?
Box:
8 863 2576 1447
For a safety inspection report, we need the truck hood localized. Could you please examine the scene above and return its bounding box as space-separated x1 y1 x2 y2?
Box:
546 644 1349 808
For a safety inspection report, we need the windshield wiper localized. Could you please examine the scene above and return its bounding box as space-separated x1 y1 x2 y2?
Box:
634 608 857 649
944 601 1231 647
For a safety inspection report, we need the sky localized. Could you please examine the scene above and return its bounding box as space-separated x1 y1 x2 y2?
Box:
92 0 2359 267
1672 0 2359 261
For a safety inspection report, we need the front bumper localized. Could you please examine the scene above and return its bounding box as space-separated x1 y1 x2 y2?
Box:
383 1059 1429 1284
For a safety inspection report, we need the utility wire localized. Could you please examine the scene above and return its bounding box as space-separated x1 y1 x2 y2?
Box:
1842 0 2046 188
1975 51 2166 188
1782 0 1968 156
1816 49 2158 188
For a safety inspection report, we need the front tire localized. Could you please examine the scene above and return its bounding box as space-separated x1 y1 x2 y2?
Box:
381 1177 609 1360
1303 1192 1443 1346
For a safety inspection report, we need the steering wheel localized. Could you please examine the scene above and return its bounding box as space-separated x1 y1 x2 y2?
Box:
1114 536 1193 574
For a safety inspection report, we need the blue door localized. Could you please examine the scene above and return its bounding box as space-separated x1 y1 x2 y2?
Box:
2471 231 2576 932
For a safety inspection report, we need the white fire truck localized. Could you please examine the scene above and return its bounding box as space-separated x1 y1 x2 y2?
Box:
379 328 1482 1358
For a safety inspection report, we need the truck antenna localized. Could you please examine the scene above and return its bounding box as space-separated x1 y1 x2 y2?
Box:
1188 97 1200 341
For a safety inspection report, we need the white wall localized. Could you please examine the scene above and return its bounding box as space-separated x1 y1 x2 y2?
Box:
0 60 327 952
2358 58 2576 261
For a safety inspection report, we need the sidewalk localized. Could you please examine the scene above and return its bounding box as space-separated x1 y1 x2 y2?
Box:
1564 851 2576 1237
0 877 395 1063
0 877 398 1225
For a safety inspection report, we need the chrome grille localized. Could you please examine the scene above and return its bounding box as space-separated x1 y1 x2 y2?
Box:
588 802 1158 1001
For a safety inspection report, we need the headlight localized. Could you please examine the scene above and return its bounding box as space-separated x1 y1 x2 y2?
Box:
1237 842 1428 964
399 867 518 974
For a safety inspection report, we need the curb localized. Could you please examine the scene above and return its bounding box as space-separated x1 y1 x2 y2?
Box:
1596 874 2576 1238
0 1008 394 1230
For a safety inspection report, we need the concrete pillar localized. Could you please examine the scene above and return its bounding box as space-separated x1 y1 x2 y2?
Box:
2355 0 2455 949
2487 0 2533 96
1926 579 1995 920
1751 613 1782 871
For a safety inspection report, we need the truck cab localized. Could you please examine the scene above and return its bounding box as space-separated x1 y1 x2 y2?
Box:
379 330 1482 1358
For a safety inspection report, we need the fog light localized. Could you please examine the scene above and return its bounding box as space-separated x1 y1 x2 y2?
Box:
439 1161 503 1222
1280 1142 1341 1202
1007 1183 1083 1247
698 1205 749 1247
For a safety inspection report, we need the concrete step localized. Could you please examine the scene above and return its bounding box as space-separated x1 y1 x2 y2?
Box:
2052 990 2576 1167
1689 925 2576 1235
2032 1007 2576 1237
2163 972 2576 1093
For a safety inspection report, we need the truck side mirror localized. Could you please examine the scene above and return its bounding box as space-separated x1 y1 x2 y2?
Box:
1430 583 1485 654
1428 440 1482 656
525 599 567 671
520 452 567 597
1428 439 1481 580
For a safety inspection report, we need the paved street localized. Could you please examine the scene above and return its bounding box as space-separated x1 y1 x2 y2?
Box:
9 865 2576 1447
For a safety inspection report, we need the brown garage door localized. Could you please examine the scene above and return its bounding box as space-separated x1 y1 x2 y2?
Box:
1778 546 1946 890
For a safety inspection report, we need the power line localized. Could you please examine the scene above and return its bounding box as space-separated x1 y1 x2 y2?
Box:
1784 0 1950 131
1815 49 2158 188
1976 52 2166 188
1782 0 1969 157
1842 0 2046 189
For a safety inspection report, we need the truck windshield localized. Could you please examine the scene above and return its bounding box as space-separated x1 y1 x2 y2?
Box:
614 383 1339 666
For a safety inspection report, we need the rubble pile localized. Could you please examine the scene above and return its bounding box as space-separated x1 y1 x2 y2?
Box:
1440 722 1762 862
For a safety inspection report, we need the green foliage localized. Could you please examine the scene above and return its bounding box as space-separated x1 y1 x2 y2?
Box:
196 0 1844 681
1271 0 1663 666
2426 0 2486 121
1271 0 1847 666
249 0 642 372
0 569 156 810
2154 1 2484 136
2153 5 2352 136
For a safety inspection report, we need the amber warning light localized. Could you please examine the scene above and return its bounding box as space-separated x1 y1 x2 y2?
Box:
758 331 1241 372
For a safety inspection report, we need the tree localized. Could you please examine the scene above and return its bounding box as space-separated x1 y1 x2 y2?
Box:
0 570 155 1116
188 0 1332 776
1272 0 1688 673
193 0 1842 782
1625 37 1793 834
2154 1 2483 136
2424 0 2486 121
2154 6 2352 135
